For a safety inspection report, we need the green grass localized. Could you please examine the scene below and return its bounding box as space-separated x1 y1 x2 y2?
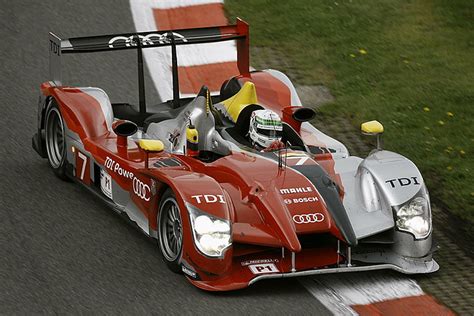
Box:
225 0 474 222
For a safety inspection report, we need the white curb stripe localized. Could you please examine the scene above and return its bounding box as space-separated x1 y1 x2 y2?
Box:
300 272 425 315
130 0 236 100
139 0 223 9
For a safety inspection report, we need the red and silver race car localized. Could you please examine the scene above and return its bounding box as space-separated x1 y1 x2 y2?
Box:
32 19 438 291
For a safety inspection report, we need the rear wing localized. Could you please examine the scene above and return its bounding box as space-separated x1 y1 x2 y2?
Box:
49 18 249 112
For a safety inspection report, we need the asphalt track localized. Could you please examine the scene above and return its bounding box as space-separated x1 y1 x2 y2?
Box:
0 1 332 314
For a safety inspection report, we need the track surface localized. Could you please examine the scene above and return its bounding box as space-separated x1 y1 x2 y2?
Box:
0 1 331 314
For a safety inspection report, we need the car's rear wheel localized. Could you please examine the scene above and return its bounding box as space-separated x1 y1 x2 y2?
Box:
158 189 183 273
45 101 68 180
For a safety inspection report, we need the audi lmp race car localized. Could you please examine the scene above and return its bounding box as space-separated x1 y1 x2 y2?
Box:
32 19 438 291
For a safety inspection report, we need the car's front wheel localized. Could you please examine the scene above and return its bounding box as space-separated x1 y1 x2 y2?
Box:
45 101 68 180
158 189 183 273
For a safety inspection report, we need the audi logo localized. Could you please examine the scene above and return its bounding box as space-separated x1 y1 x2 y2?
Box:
133 177 150 201
108 32 187 48
292 213 325 224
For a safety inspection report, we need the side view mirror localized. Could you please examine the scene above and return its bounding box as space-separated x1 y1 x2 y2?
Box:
292 107 316 122
138 139 164 168
361 120 384 150
282 106 316 133
113 120 138 136
112 120 138 147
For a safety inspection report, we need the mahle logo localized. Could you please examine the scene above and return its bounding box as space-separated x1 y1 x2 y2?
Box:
280 187 313 195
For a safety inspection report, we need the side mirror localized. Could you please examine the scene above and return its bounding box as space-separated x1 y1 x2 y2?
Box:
282 106 316 133
113 120 138 137
112 120 138 147
361 120 384 150
138 139 164 168
292 107 316 122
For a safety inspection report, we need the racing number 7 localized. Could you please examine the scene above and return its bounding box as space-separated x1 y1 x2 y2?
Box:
75 150 90 184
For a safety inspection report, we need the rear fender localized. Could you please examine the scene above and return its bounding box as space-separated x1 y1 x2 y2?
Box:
40 82 114 141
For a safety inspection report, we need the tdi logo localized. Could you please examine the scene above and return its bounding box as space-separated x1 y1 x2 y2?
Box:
280 187 313 195
191 194 225 204
49 40 60 56
385 177 420 188
104 156 134 179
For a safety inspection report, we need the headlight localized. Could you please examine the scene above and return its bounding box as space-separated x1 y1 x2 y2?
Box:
187 203 231 257
395 192 431 239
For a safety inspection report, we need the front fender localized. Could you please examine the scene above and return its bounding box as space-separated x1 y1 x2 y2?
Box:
147 169 233 278
357 150 426 208
356 150 433 257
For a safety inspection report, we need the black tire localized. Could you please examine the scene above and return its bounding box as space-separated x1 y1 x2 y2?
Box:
44 101 68 180
157 189 183 273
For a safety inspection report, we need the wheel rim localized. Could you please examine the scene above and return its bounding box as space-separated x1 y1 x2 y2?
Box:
159 198 183 262
46 108 65 168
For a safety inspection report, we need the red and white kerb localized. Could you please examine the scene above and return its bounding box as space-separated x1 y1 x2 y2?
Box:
130 0 239 100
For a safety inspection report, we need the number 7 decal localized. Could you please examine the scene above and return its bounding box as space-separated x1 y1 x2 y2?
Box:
286 156 309 166
75 150 90 184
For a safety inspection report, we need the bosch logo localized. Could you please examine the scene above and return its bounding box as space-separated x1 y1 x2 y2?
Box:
292 213 325 224
284 196 319 204
133 177 151 201
108 32 187 48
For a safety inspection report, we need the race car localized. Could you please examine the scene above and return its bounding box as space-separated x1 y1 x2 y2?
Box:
32 19 438 291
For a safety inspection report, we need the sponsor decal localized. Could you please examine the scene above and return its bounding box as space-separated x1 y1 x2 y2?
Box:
168 129 181 148
293 213 325 224
104 157 134 179
100 169 113 199
191 194 225 204
282 154 310 166
108 32 187 49
133 177 151 201
49 39 60 56
284 196 319 204
280 187 313 195
248 263 279 275
385 177 420 188
241 259 279 267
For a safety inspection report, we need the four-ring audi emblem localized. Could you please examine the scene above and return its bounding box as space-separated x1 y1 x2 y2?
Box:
292 213 325 224
133 177 151 201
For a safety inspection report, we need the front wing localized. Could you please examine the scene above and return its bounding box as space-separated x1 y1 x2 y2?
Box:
186 244 439 291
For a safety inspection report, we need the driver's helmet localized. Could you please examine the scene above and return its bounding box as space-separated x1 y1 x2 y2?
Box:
249 109 283 148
